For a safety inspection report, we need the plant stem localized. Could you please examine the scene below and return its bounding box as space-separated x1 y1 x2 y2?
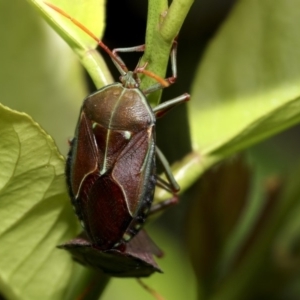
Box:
140 0 194 106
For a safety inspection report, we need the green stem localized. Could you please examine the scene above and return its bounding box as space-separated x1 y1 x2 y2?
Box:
160 0 194 41
154 151 220 202
140 0 194 106
80 49 114 88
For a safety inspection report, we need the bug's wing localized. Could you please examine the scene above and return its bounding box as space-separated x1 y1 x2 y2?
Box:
72 118 135 249
68 111 99 198
112 127 155 216
80 171 132 248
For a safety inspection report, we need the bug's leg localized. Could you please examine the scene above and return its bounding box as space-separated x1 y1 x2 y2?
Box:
156 175 178 194
148 146 180 215
153 93 190 118
143 39 178 95
165 38 177 85
137 278 165 300
156 146 180 192
148 176 179 215
111 45 146 73
67 137 74 146
149 176 179 215
148 195 179 216
113 45 145 55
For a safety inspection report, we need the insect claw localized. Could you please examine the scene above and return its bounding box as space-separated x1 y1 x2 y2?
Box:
167 77 176 84
136 61 149 72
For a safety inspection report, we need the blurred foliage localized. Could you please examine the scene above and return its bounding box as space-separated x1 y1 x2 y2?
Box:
1 0 300 299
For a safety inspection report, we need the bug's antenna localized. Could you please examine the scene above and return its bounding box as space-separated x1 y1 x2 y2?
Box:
45 2 170 87
44 2 128 73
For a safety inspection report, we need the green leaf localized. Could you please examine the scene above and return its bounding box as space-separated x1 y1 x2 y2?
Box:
0 104 79 300
28 0 104 51
0 0 87 155
27 0 113 88
186 0 300 183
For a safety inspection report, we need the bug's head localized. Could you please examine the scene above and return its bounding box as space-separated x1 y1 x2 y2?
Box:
119 71 140 89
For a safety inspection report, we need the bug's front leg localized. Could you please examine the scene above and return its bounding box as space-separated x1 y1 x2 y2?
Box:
142 39 179 95
111 45 146 74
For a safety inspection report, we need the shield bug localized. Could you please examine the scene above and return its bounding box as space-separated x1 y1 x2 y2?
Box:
46 3 190 251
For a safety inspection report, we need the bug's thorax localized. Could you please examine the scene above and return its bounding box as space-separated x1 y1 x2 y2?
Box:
83 83 155 132
83 84 155 175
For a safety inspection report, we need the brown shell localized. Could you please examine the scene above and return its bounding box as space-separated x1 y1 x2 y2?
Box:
66 83 156 250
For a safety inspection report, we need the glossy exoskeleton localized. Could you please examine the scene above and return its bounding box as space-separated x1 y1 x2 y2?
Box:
47 3 190 251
